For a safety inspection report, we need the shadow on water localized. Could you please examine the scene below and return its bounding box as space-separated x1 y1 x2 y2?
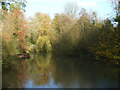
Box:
2 54 119 88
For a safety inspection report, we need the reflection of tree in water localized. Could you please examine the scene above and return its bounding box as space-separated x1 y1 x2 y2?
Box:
3 55 118 88
16 60 28 87
3 58 28 88
72 56 118 88
51 57 79 87
27 53 52 86
51 56 118 88
3 54 53 88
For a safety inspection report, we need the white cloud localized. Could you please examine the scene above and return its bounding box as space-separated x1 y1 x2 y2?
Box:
77 1 97 7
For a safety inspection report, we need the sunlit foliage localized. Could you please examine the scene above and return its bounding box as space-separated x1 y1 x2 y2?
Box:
28 12 56 53
1 1 120 63
2 8 29 58
36 36 51 52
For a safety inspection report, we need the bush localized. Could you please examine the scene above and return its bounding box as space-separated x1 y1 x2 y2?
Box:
36 36 52 53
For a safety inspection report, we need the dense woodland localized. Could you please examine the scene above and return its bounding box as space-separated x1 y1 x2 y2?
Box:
0 0 120 67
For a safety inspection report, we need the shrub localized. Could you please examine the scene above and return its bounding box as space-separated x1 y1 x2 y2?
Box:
36 36 51 53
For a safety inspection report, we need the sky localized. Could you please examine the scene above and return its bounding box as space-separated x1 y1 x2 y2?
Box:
25 0 114 19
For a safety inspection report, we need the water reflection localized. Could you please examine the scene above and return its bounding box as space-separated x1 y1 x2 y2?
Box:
2 54 119 88
2 58 28 88
27 54 52 86
52 56 118 88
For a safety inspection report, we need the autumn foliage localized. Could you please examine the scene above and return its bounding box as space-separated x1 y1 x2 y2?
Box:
2 8 29 58
1 1 120 64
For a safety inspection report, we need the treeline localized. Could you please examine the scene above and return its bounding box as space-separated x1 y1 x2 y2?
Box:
1 0 120 63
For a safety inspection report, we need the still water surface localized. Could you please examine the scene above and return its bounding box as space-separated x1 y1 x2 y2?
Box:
3 54 119 88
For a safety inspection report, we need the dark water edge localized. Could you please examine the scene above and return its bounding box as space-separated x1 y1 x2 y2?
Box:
2 54 119 88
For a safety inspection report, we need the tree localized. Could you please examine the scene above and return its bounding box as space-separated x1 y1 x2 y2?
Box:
112 0 120 26
53 13 76 36
2 7 29 56
0 0 27 21
28 12 54 53
0 0 26 12
64 2 79 18
12 9 28 53
35 12 52 36
28 13 52 43
90 11 98 25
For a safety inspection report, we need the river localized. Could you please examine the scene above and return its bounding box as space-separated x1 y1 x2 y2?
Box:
2 54 119 88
